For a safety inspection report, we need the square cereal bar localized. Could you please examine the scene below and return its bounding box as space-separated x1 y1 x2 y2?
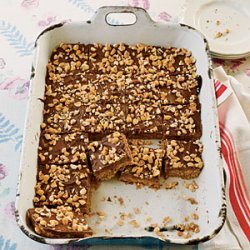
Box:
125 77 160 105
155 74 201 90
81 103 126 139
127 45 197 76
33 164 91 213
88 43 134 74
45 72 88 94
42 103 84 134
163 139 204 179
126 103 162 139
159 87 199 105
38 132 88 165
27 206 92 238
44 74 102 107
162 102 201 139
126 44 164 75
88 132 132 181
156 74 201 105
160 47 197 75
47 43 90 77
119 141 165 189
89 74 126 104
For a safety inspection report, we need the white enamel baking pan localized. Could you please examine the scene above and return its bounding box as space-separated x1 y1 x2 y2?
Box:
15 6 226 246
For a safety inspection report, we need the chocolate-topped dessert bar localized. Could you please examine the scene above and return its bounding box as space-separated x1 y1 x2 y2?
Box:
125 77 160 105
42 102 84 134
158 75 201 105
44 76 101 108
88 74 126 104
127 44 197 75
156 74 201 90
88 132 132 181
157 74 201 105
33 164 91 213
163 139 204 179
156 47 197 75
81 103 126 139
88 43 134 74
119 140 165 189
126 103 162 139
38 132 88 165
27 206 92 238
46 43 90 84
159 87 199 105
162 102 201 139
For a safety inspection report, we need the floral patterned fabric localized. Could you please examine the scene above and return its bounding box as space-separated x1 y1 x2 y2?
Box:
0 1 249 249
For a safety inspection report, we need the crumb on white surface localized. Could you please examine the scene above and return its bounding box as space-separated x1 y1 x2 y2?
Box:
133 207 141 215
185 196 198 205
164 181 179 189
185 180 199 192
215 29 231 39
129 219 140 228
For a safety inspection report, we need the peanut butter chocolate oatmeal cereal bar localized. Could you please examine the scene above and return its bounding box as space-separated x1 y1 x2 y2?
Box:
81 103 126 139
27 206 92 238
125 77 160 105
88 132 132 181
163 139 204 179
45 73 126 107
162 102 201 139
88 74 126 104
45 72 88 94
33 164 91 213
159 87 199 105
119 141 165 189
165 47 197 75
128 44 196 75
38 132 88 165
155 74 201 105
47 43 90 80
88 43 134 74
127 44 163 72
126 103 162 139
156 74 201 90
43 103 84 134
44 75 101 107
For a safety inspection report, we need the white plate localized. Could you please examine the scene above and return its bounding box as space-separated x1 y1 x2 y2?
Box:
182 0 250 58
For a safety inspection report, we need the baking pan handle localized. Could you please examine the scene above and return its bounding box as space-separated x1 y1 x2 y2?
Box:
90 6 155 27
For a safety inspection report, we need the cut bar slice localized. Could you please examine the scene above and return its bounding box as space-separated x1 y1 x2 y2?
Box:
33 164 91 213
125 77 160 105
127 45 197 76
162 102 201 139
88 132 132 181
38 132 88 165
155 74 202 90
126 103 162 139
44 76 101 108
81 103 126 139
89 74 126 104
88 43 134 74
159 87 199 105
157 74 201 105
43 103 84 134
163 139 204 179
27 206 92 238
46 43 90 78
119 141 165 189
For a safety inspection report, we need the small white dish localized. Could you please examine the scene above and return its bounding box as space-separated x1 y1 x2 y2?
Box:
182 0 250 58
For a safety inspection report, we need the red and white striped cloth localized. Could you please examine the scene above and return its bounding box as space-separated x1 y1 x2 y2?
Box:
202 67 250 250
